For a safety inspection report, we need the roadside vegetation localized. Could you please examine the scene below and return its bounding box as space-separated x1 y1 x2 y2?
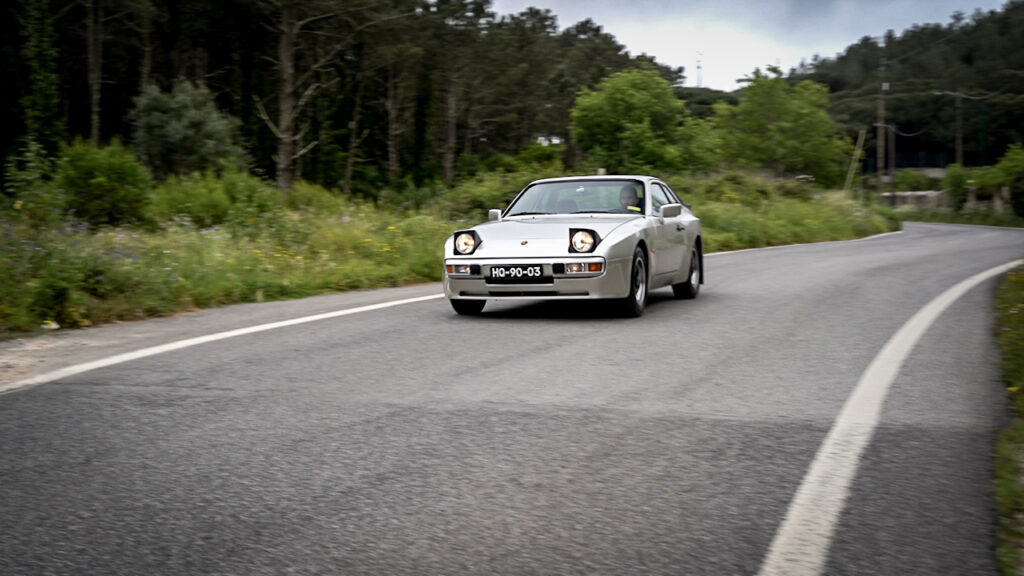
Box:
5 67 1024 339
996 267 1024 575
888 147 1024 229
0 142 899 337
2 66 911 338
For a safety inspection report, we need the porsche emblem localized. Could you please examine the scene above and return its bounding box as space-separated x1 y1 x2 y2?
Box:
521 240 529 245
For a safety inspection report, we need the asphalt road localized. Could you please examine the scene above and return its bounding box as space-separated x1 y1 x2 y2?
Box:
2 222 1023 575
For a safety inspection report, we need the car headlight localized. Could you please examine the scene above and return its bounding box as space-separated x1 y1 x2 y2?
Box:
569 229 598 253
453 231 479 255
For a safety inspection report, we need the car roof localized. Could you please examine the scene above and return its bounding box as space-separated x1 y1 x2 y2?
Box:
528 175 659 185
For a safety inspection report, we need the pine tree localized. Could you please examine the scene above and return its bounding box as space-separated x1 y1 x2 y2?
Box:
22 0 63 156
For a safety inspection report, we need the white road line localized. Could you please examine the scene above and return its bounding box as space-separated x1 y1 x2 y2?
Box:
0 293 445 395
757 258 1024 576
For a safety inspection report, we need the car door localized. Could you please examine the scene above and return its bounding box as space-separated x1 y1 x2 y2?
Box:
649 182 689 281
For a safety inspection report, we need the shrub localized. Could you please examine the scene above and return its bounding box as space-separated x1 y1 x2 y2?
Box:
3 139 65 226
893 170 936 191
148 170 282 232
148 172 232 227
377 177 442 213
455 154 485 181
483 153 520 173
56 139 152 227
775 179 816 201
996 146 1024 218
286 180 346 213
674 172 770 206
442 169 548 222
997 145 1024 181
220 169 281 213
943 164 969 211
29 240 91 327
391 213 455 280
516 143 565 169
0 222 99 330
132 80 246 179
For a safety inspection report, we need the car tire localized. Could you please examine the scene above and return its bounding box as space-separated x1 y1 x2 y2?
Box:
672 247 701 300
450 299 485 315
619 246 648 317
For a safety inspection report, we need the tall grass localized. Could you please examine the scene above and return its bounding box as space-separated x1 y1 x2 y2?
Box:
890 207 1024 228
1 179 456 333
995 267 1024 575
667 173 899 252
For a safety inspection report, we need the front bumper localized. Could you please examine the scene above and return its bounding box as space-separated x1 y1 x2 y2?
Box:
443 256 631 300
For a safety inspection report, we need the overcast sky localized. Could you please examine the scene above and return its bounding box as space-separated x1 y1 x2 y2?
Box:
490 0 1009 91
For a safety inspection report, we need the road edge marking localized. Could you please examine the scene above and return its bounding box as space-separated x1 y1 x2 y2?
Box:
0 293 445 395
757 259 1024 576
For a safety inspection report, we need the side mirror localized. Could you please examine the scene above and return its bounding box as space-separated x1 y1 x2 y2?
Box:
660 203 683 218
488 209 503 221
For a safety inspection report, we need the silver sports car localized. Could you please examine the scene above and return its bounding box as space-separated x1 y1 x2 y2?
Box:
443 175 703 316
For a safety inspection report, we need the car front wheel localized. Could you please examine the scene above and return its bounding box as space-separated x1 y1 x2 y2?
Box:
619 246 648 317
450 299 485 315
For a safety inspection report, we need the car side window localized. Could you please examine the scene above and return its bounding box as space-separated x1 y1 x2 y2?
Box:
660 182 684 205
651 184 672 213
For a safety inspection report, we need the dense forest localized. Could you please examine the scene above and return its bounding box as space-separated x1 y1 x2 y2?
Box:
1 0 685 195
789 1 1024 170
2 0 1022 195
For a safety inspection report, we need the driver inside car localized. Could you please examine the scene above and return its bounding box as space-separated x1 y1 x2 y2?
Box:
619 184 642 213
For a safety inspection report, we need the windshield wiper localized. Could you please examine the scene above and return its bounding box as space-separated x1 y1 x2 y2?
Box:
571 210 611 213
507 211 552 216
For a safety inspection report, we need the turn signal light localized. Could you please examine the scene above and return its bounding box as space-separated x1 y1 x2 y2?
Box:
564 262 603 274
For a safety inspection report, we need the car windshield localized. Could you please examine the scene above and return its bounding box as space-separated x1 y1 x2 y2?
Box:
505 180 645 216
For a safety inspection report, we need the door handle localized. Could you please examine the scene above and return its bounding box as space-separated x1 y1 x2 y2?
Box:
676 224 686 231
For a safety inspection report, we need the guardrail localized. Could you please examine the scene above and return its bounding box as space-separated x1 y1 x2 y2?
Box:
879 190 946 208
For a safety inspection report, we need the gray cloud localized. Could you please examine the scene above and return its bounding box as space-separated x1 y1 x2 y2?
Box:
490 0 1007 89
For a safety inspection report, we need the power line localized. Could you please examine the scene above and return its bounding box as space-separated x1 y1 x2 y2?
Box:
933 88 1005 165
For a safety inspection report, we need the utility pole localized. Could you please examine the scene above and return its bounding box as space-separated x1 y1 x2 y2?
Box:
954 92 963 165
883 123 927 183
889 122 896 182
876 57 887 195
934 89 1002 167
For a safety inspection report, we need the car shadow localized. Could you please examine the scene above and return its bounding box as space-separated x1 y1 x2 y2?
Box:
459 289 685 320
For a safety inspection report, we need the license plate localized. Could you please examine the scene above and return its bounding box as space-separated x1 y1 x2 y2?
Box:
487 265 548 284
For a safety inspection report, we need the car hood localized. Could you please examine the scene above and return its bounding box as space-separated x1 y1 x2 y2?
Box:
469 215 637 257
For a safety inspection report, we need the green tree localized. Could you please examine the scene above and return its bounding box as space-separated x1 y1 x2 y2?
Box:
797 3 1024 170
22 0 63 156
677 116 722 173
570 68 685 173
131 80 246 180
715 67 851 186
995 145 1024 217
